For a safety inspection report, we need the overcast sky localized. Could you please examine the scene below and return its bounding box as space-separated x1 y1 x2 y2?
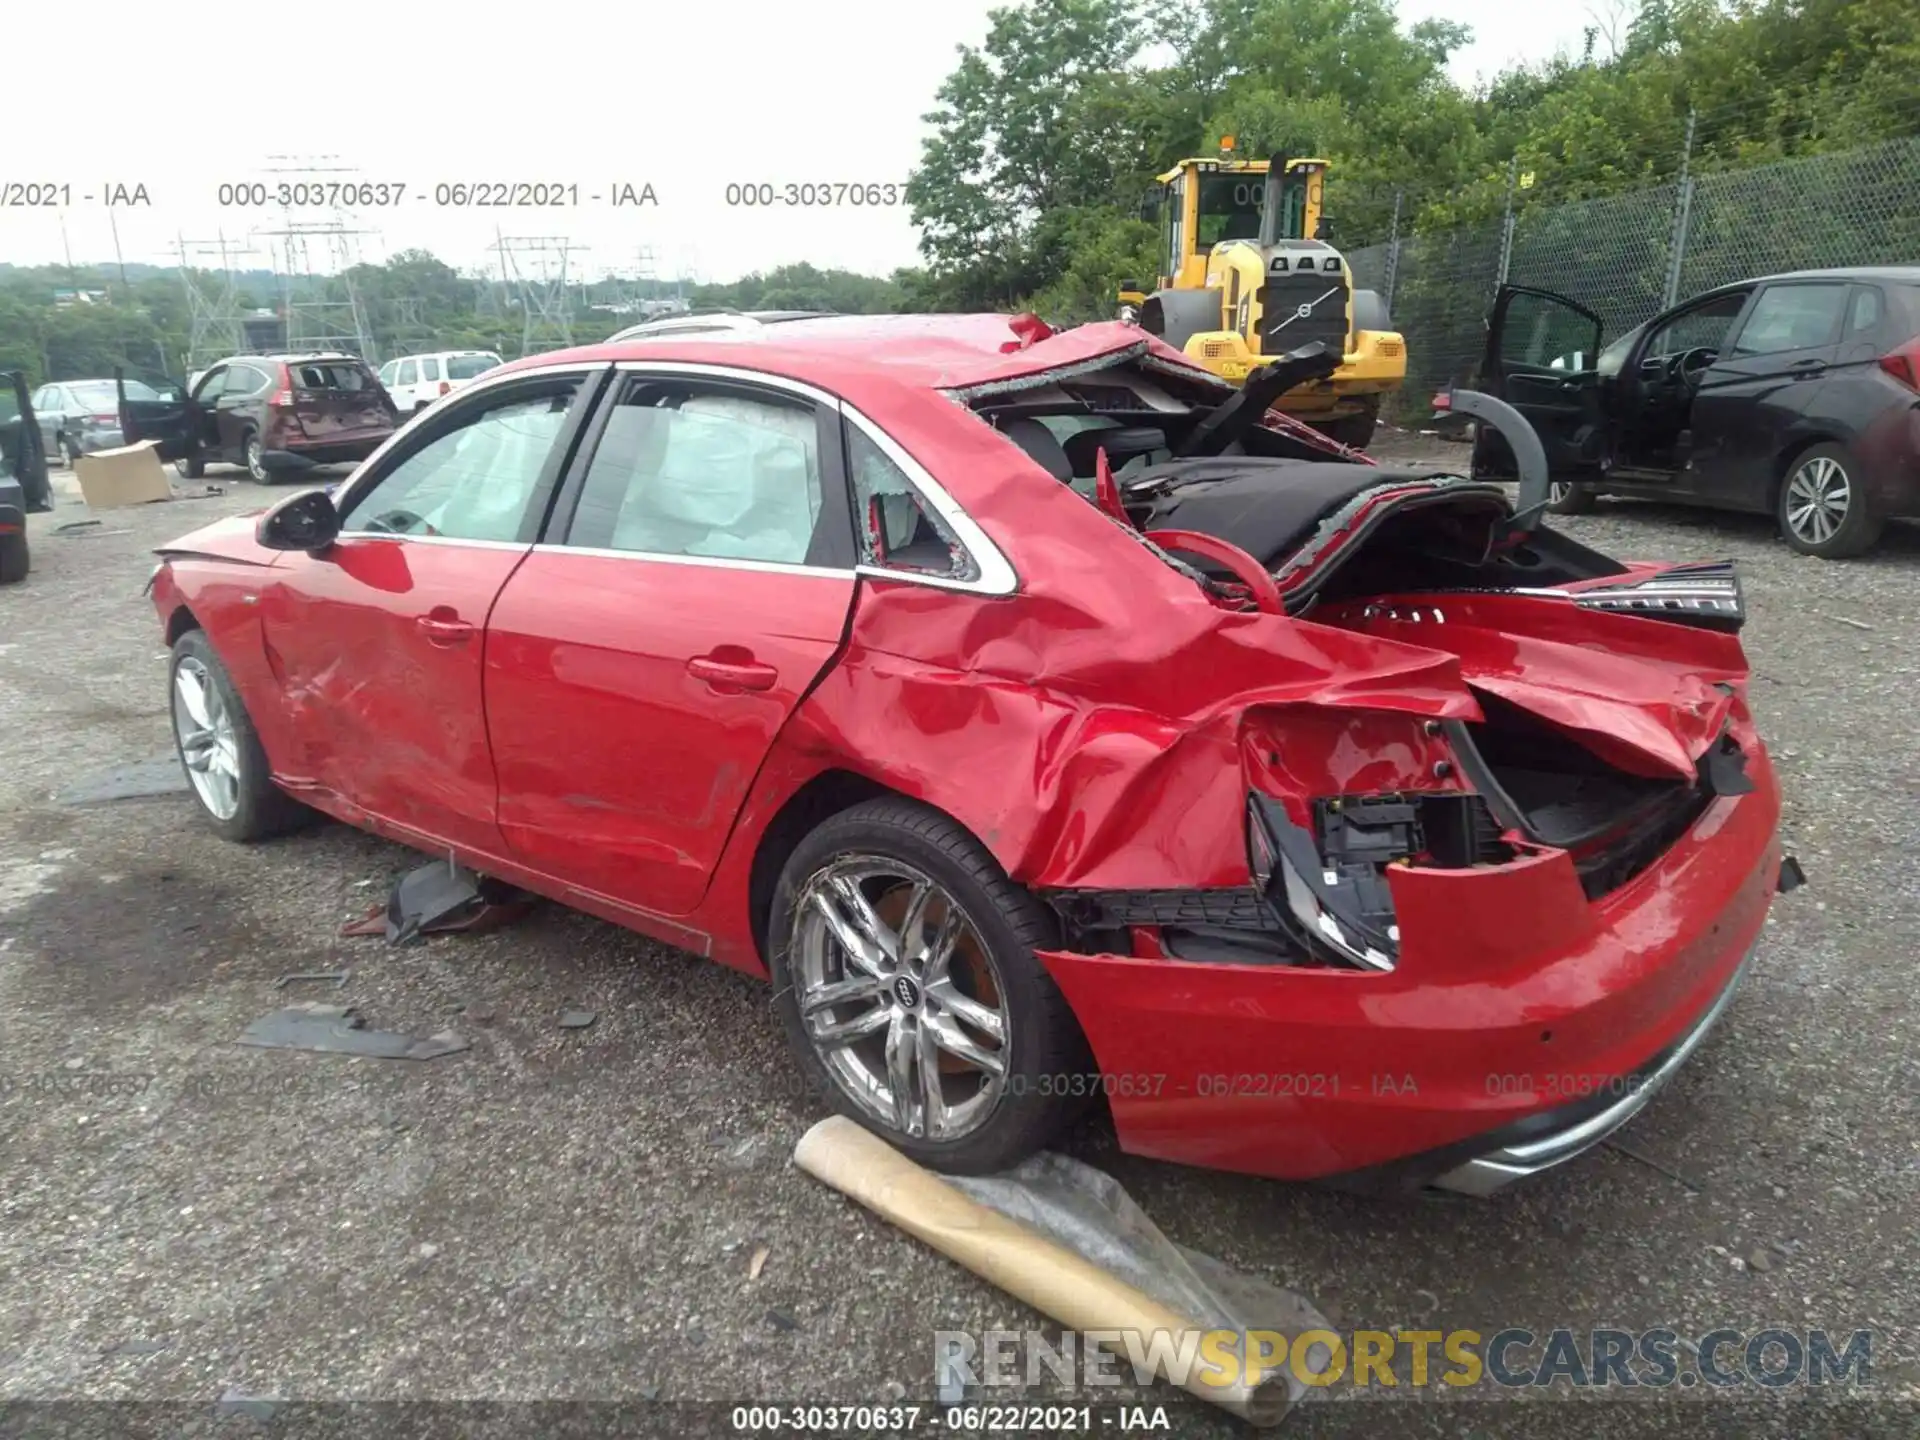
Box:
4 1 1602 282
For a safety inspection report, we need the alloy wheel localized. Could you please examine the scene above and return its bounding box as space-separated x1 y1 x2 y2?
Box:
172 656 242 820
790 855 1010 1142
246 435 267 482
1784 455 1851 546
1548 480 1572 506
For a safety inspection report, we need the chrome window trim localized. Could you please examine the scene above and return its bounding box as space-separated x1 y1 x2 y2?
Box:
608 358 842 410
331 360 610 519
333 532 530 551
530 543 854 580
839 403 1018 598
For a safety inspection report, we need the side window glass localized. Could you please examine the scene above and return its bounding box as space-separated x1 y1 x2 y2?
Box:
378 362 398 385
191 368 227 403
1500 293 1599 371
1846 286 1883 337
224 366 263 396
567 384 823 565
396 360 417 385
846 424 978 581
1731 285 1847 356
421 358 441 381
339 383 579 542
1645 292 1749 359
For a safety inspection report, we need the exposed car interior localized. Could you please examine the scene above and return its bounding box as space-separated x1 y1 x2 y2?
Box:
969 349 1619 612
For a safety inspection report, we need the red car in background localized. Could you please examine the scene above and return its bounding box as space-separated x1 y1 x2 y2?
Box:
146 314 1798 1193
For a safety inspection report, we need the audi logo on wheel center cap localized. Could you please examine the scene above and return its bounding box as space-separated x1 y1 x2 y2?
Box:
892 975 922 1009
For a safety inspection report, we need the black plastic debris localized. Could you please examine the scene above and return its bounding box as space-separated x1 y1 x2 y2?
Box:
236 1002 468 1061
1778 856 1807 893
340 857 532 946
216 1388 283 1422
55 754 189 806
275 971 350 990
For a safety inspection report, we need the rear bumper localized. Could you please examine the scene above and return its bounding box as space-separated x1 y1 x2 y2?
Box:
266 435 391 470
1858 400 1920 519
1427 933 1758 1193
1035 743 1783 1187
71 429 124 454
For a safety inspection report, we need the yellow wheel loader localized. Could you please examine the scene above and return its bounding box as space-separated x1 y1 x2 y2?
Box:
1117 153 1405 448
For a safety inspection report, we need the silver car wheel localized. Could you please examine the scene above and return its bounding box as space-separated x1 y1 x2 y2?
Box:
173 656 241 821
1548 480 1572 507
1784 454 1850 545
791 855 1010 1142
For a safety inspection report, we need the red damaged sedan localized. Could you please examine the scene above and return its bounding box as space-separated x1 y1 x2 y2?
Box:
146 314 1800 1193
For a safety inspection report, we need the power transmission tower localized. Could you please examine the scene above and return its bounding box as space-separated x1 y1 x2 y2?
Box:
174 231 262 369
491 233 580 355
386 297 433 361
255 155 379 357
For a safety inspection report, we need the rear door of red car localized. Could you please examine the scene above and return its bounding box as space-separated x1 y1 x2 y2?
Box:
255 364 607 852
483 362 859 916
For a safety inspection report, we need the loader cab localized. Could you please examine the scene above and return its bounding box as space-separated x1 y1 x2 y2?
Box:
1143 158 1286 291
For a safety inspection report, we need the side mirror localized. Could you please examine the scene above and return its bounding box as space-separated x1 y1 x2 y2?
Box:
257 488 340 553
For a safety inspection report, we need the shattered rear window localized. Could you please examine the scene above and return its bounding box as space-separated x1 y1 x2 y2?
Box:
292 362 372 391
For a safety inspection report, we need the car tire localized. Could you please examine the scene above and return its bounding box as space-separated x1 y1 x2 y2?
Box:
0 530 29 585
168 629 312 842
1313 397 1380 451
176 450 206 480
1546 478 1597 515
768 796 1094 1175
1777 442 1883 559
243 430 271 484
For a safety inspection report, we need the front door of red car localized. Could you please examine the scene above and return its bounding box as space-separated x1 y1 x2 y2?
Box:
256 367 602 853
485 368 858 916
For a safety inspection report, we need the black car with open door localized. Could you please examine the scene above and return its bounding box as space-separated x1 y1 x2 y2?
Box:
1467 267 1920 558
1 372 52 584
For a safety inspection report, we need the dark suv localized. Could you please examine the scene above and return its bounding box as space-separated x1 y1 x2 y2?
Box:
117 354 400 483
2 372 51 584
1468 267 1920 557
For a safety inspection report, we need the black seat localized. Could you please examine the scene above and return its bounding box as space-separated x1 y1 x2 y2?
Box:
996 418 1071 481
1061 425 1169 476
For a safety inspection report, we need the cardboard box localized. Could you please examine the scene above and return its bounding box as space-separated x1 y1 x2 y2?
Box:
74 440 172 510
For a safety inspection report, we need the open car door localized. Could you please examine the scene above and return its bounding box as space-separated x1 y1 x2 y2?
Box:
1 371 50 582
1471 285 1606 483
2 371 51 509
115 366 198 461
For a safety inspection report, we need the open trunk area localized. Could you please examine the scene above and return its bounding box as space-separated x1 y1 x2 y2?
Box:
1449 691 1725 901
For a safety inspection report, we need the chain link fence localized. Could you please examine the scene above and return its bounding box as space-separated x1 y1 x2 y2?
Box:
1348 132 1920 421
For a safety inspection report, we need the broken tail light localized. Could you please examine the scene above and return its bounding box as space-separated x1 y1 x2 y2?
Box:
270 365 295 410
1247 791 1512 972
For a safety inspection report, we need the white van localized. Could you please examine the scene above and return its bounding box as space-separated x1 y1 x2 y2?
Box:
377 350 504 412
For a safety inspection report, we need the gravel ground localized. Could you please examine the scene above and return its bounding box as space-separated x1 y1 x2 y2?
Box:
1 444 1916 1439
